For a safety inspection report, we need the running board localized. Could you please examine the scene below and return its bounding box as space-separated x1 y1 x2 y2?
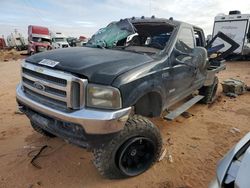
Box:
164 95 204 121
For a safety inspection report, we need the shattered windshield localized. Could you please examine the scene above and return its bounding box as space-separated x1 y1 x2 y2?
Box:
87 19 135 48
87 19 174 55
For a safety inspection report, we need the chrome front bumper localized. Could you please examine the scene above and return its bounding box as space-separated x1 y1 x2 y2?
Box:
16 84 131 134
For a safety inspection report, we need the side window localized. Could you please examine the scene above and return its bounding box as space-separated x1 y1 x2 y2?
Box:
194 30 204 47
248 25 250 42
175 28 194 53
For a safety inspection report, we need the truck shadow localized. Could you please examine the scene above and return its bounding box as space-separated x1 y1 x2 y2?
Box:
21 133 106 186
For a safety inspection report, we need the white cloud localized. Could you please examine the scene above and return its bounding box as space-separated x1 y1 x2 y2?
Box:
74 21 97 27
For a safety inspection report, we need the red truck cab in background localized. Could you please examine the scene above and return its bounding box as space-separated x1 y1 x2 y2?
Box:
0 37 7 49
28 25 52 55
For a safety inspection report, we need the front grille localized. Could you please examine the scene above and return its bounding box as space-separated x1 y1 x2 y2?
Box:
37 46 47 52
23 68 67 86
21 62 87 110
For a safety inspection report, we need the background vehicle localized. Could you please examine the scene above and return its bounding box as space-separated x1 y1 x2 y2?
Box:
212 10 250 57
0 36 7 49
67 37 77 47
6 29 27 51
51 32 70 49
78 36 88 46
16 17 238 179
210 132 250 188
28 25 52 55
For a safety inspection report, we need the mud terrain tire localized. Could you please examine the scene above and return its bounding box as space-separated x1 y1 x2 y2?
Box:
92 115 162 179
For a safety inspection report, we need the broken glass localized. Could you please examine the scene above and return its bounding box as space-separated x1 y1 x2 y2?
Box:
87 19 135 48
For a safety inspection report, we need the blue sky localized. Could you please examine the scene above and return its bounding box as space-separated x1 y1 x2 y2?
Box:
0 0 250 38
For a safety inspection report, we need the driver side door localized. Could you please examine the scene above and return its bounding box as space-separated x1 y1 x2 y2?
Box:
168 27 197 101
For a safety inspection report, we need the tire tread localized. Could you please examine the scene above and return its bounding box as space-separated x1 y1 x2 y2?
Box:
92 115 162 179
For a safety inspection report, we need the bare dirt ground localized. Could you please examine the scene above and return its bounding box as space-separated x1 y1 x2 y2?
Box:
0 57 249 188
0 50 27 62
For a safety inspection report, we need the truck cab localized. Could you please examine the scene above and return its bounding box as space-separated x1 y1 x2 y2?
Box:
28 25 52 55
51 32 70 49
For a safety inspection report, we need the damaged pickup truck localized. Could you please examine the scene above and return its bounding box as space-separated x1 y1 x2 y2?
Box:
16 17 239 179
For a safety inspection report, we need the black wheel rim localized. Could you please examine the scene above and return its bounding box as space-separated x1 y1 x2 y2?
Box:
117 137 156 176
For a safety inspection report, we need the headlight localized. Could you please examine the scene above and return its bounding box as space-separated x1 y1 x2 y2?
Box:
86 84 122 109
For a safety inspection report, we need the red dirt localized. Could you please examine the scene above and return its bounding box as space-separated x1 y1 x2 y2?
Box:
0 60 249 188
0 50 27 62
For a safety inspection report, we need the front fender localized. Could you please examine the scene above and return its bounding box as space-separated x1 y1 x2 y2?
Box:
127 81 165 107
117 75 167 108
112 59 170 109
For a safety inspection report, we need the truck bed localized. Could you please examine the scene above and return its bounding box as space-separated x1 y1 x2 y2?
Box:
204 61 226 86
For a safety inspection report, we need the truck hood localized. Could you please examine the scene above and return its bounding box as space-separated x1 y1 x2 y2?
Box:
25 47 153 85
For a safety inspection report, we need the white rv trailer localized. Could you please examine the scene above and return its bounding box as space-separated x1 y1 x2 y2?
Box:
212 10 250 56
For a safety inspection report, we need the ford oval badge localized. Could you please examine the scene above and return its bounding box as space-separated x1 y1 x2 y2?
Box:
33 81 45 91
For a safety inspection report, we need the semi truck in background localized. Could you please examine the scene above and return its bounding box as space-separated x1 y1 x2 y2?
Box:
28 25 52 55
79 35 88 46
6 30 27 51
212 10 250 57
51 32 70 49
0 36 7 49
67 36 89 47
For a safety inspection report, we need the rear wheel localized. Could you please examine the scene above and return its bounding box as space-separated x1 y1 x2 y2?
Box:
199 76 219 104
30 121 55 138
92 115 162 179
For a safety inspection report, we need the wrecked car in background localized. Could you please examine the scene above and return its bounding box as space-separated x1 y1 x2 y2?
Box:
7 30 27 51
28 25 52 55
67 37 77 47
209 132 250 188
16 16 238 179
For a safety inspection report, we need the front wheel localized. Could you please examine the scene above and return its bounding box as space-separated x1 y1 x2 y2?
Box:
92 115 162 179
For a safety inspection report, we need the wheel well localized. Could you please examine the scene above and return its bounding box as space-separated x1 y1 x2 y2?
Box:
134 92 162 117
